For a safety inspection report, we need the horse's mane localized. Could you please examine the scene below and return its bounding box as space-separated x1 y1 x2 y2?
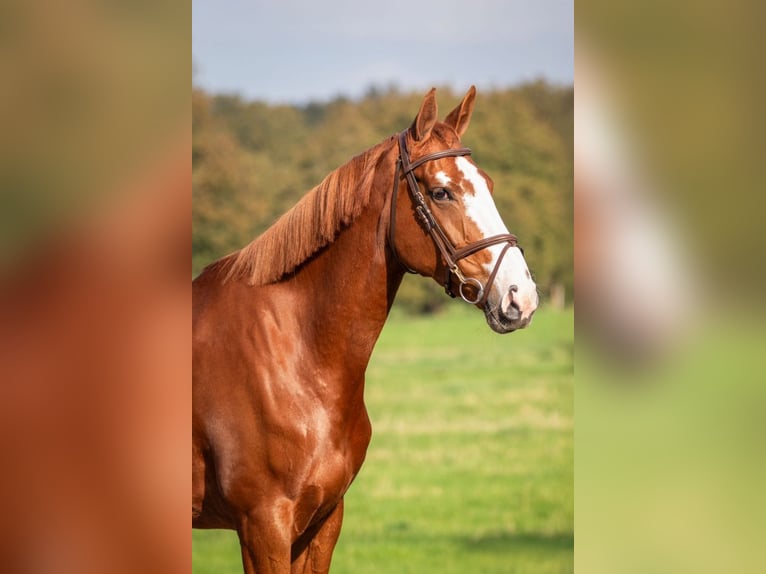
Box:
219 138 391 286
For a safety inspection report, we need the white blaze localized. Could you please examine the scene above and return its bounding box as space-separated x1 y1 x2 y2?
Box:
453 157 538 318
434 171 451 187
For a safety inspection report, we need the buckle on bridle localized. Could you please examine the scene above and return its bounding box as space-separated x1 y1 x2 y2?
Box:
415 205 434 230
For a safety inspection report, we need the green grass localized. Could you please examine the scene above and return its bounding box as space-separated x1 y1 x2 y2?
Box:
193 304 573 573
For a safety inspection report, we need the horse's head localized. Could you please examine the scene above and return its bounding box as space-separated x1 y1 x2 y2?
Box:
390 87 538 333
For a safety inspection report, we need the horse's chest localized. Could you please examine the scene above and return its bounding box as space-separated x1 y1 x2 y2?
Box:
286 411 369 537
300 408 370 491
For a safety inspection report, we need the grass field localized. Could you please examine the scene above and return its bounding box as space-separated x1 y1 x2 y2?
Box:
192 304 573 573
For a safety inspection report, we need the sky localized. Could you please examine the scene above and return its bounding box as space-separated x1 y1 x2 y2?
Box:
192 0 573 104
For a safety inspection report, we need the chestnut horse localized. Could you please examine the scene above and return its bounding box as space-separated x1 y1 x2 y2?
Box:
192 87 539 573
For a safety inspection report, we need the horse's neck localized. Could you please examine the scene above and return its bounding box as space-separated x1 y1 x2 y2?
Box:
293 193 404 378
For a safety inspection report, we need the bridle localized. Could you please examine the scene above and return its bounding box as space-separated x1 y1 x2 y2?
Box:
388 129 519 307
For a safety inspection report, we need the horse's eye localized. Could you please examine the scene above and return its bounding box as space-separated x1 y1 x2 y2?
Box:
430 187 452 202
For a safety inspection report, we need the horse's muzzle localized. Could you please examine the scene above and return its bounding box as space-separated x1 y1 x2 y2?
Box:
485 284 538 334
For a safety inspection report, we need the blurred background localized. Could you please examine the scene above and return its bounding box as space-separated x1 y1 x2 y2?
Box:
0 1 189 573
576 1 766 572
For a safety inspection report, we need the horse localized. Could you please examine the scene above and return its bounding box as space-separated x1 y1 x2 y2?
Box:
192 86 539 573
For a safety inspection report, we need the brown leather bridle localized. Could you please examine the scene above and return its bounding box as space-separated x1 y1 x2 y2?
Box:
389 130 519 307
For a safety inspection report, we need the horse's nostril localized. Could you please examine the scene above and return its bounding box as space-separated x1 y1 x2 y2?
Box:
501 285 522 321
504 303 521 321
503 293 521 320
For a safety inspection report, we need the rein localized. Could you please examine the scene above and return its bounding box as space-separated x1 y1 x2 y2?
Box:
389 130 518 307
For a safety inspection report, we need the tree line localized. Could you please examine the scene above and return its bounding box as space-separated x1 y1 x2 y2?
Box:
193 82 572 313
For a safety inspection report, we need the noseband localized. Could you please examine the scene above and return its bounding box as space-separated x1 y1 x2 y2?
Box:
389 130 519 307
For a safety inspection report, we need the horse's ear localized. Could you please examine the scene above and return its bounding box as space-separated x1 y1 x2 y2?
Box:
444 85 476 138
410 88 438 141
